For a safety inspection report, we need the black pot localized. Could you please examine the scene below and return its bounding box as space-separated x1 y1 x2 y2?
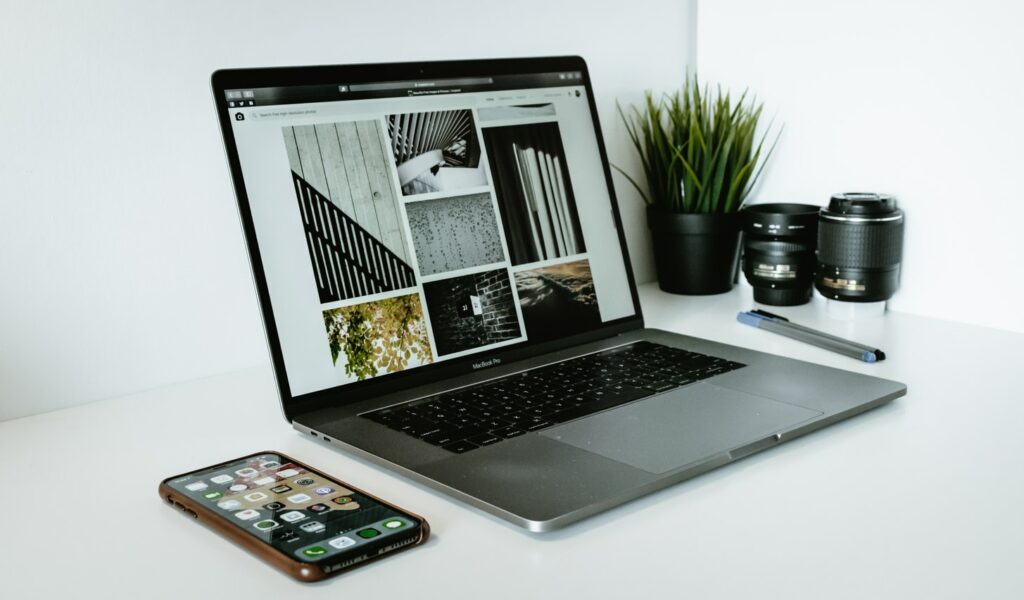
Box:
647 206 742 295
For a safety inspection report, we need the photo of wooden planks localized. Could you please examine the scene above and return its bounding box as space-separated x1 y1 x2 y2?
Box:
284 121 416 304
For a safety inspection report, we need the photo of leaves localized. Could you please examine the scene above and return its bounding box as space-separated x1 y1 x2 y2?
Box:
323 293 433 381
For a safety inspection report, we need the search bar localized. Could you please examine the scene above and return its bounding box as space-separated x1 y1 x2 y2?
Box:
348 77 494 92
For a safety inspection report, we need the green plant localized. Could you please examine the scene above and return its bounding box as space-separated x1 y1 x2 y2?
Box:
323 294 432 380
617 74 779 214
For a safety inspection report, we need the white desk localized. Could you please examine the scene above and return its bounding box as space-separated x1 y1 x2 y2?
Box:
3 282 1022 598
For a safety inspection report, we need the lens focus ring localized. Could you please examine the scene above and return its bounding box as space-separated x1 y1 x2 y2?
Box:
818 220 904 268
744 238 813 255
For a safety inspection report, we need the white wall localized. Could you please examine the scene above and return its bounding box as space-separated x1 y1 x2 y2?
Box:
0 0 693 420
697 0 1024 333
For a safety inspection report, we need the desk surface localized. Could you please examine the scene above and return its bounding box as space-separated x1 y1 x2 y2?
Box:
3 282 1022 598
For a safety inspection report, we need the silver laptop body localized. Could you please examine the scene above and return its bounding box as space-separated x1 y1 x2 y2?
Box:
213 57 906 532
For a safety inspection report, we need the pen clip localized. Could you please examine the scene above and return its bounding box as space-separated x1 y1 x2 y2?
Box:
751 309 789 322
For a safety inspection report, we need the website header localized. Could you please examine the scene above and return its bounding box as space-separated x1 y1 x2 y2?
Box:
224 72 583 107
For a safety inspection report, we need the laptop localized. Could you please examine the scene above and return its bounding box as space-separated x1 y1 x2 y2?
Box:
212 56 906 531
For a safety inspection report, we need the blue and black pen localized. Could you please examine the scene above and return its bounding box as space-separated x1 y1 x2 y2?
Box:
737 309 886 363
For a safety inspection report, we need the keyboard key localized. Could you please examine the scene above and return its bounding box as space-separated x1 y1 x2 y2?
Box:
366 410 395 424
467 434 501 446
442 440 479 454
492 427 526 439
420 431 456 446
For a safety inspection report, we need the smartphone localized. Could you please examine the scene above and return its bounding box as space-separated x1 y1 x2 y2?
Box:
159 451 429 582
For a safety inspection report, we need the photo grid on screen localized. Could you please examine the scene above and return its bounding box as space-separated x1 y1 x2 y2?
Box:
275 100 602 387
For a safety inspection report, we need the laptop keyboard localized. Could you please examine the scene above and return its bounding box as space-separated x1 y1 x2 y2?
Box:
362 341 745 454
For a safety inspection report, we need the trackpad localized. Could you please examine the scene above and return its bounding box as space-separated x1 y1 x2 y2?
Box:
540 383 822 474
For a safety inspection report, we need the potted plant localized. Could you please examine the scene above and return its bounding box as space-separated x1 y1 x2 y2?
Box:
618 75 778 294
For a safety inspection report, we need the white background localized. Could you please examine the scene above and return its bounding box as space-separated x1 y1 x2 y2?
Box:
4 0 1022 421
697 0 1024 333
0 0 694 421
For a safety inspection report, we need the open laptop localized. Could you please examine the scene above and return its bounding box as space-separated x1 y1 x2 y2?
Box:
212 56 906 531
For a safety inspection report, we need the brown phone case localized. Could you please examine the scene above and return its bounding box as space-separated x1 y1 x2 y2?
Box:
159 450 430 582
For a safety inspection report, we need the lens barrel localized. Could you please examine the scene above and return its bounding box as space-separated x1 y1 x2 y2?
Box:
815 193 904 302
741 203 820 306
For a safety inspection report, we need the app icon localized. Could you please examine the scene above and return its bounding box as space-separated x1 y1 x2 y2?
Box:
210 474 233 485
244 492 268 502
300 521 326 534
253 519 279 531
270 485 292 494
314 487 334 496
254 477 275 486
229 484 248 492
331 497 359 510
328 536 356 549
287 493 311 504
217 499 242 510
356 528 380 539
382 519 406 529
235 509 260 520
280 510 306 523
308 503 330 513
235 467 258 478
302 545 328 558
234 112 245 121
185 482 208 492
263 502 285 511
276 468 299 478
295 478 315 486
202 491 223 500
259 461 281 469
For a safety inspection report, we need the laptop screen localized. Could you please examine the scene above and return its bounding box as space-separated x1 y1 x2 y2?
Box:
223 66 637 398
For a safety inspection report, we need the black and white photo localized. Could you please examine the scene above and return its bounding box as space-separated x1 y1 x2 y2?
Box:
483 122 586 266
283 121 416 304
406 192 506 276
422 268 522 356
387 109 486 196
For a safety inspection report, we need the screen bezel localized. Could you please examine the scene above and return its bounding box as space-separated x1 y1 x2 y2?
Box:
211 56 644 423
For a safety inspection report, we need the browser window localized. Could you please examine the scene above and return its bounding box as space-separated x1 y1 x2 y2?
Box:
227 72 635 396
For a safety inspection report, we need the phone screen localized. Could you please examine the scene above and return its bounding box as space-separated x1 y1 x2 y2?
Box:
165 453 421 563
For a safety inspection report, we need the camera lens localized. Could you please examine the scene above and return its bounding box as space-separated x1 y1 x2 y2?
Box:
741 203 820 306
815 193 904 302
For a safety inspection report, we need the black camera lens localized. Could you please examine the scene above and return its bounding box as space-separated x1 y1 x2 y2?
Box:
741 203 820 306
815 193 904 302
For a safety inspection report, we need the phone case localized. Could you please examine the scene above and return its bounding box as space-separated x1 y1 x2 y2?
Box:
158 450 430 582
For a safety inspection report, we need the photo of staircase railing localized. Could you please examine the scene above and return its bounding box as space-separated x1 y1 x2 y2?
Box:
292 171 416 303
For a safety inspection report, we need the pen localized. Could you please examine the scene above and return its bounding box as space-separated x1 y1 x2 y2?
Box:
750 309 885 360
736 310 886 363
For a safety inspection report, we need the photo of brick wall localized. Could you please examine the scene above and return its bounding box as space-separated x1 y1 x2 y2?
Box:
422 269 522 356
